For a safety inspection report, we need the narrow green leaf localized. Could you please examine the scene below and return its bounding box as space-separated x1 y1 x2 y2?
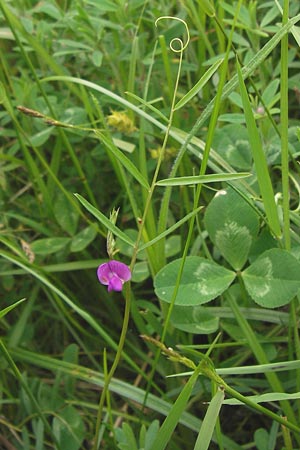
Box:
74 193 134 247
94 131 149 189
174 58 223 110
217 359 300 375
138 206 203 252
112 137 135 153
193 388 225 450
156 172 250 186
196 0 216 16
224 391 300 406
125 91 169 123
0 298 26 319
149 366 202 450
168 359 300 378
236 59 281 236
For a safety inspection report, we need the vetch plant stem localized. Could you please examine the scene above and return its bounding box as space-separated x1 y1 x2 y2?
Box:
92 17 188 447
280 0 290 249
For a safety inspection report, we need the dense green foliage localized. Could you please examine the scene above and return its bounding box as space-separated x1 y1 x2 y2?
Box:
1 0 300 449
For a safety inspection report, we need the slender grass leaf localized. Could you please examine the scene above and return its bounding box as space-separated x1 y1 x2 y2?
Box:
0 259 102 275
224 391 300 406
113 137 135 153
193 388 225 450
125 91 168 123
217 359 300 375
168 359 300 378
74 193 134 247
236 59 281 237
138 206 203 252
197 0 215 16
156 172 250 186
94 131 149 189
0 298 26 319
174 58 223 110
149 366 202 450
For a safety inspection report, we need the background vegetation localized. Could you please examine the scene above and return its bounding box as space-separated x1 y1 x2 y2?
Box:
1 0 300 449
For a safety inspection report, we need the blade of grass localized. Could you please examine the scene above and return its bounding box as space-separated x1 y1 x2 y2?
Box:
0 298 26 319
138 206 203 252
93 131 150 189
74 193 135 246
149 364 203 450
125 91 168 123
167 359 300 378
193 387 225 450
236 58 281 237
224 391 300 406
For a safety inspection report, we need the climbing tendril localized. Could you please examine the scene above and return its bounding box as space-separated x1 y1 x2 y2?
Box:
155 16 190 53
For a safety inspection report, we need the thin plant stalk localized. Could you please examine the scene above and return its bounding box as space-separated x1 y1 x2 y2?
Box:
92 17 189 448
281 0 291 250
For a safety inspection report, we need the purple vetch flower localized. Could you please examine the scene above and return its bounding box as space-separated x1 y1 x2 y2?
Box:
97 260 131 292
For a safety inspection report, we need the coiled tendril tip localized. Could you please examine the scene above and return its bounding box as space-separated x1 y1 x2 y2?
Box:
155 16 190 53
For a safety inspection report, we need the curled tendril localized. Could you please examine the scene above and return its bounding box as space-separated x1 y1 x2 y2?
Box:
155 16 190 53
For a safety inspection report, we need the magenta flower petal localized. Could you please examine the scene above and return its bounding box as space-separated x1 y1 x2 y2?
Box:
97 260 131 292
108 276 123 292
